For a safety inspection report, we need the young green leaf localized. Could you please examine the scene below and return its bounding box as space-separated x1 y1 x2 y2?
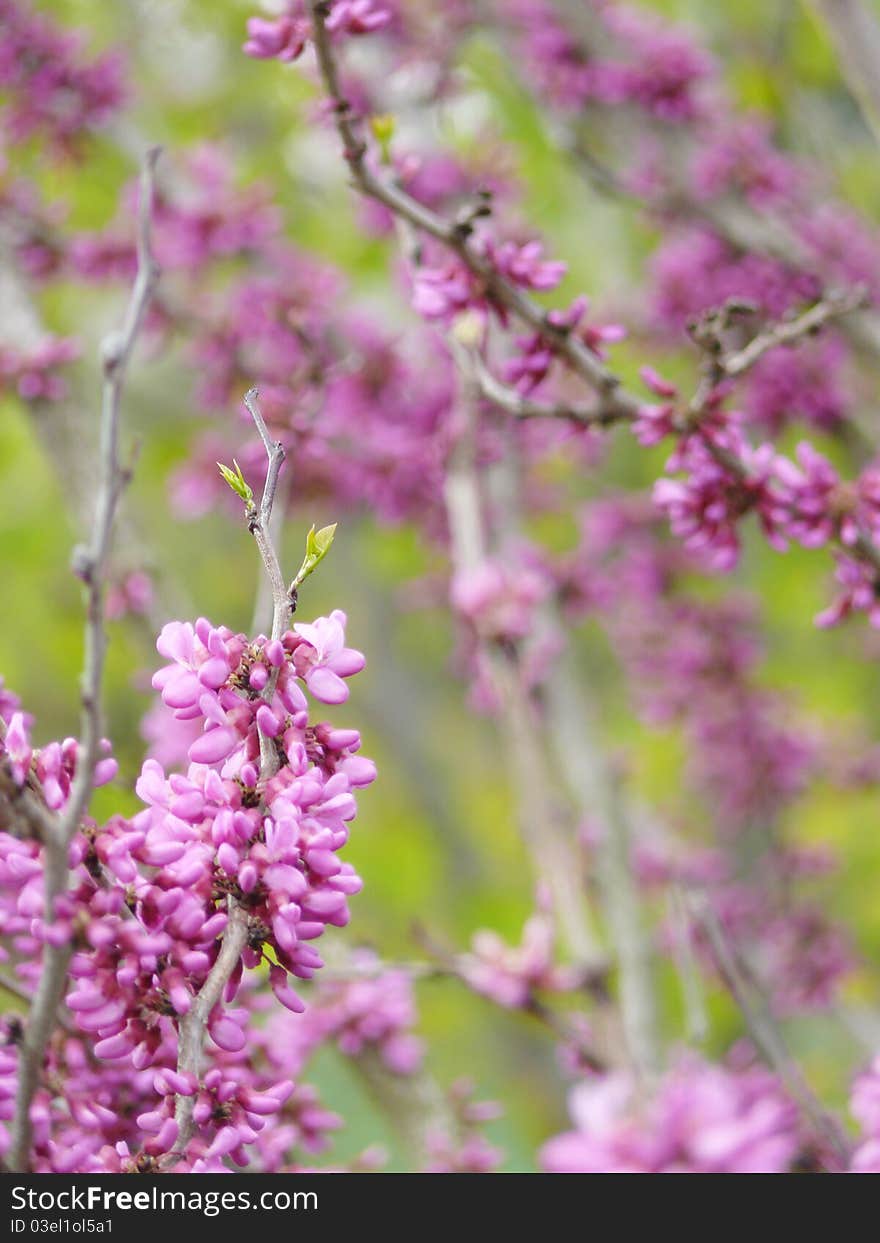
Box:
370 114 395 164
293 522 338 588
217 460 254 506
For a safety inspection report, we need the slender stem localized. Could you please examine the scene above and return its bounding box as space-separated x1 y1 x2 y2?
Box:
243 387 292 775
243 388 289 625
7 148 160 1174
442 365 603 971
468 351 610 426
668 886 709 1047
543 664 661 1079
689 891 850 1169
170 388 291 1163
171 902 250 1156
722 287 868 378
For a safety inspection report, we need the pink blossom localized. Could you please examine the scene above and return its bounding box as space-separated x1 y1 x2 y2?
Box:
292 610 366 704
243 14 309 62
541 1056 799 1173
460 910 578 1009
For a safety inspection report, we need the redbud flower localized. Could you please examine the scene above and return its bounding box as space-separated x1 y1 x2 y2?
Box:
541 1056 798 1173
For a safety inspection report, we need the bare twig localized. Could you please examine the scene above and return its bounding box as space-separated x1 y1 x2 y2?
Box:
722 287 869 378
689 891 850 1169
170 387 292 1163
442 361 604 972
543 663 661 1079
467 351 612 427
243 386 292 776
243 387 289 627
244 386 287 538
8 147 161 1174
171 901 250 1157
63 145 161 845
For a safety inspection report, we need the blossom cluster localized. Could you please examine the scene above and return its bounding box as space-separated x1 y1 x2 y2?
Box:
560 497 855 1013
541 1055 802 1173
460 908 579 1010
243 0 391 64
0 0 125 153
259 947 424 1078
0 611 375 1170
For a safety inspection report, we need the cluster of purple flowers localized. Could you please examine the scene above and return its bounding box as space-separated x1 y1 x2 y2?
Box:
0 611 375 1169
243 0 391 64
561 498 854 1013
0 0 125 152
505 1 711 120
541 1055 801 1173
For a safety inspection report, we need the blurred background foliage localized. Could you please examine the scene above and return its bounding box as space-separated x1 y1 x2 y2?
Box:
4 0 880 1169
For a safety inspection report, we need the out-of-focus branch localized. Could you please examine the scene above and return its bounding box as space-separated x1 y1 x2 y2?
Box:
8 148 161 1174
668 886 709 1047
543 662 661 1080
353 1048 453 1168
447 337 656 1070
307 0 638 422
810 0 880 149
468 352 613 426
413 923 607 1072
722 286 869 377
308 2 880 593
442 358 604 973
688 891 850 1170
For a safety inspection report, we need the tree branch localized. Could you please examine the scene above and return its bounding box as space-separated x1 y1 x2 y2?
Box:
306 0 637 421
170 387 291 1163
722 286 868 378
688 890 851 1170
467 350 614 427
7 147 161 1174
171 902 250 1159
442 361 604 973
543 661 661 1079
243 386 292 776
307 4 880 596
